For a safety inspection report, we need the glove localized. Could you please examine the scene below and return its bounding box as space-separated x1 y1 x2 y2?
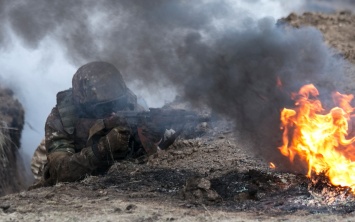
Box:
41 151 71 186
92 126 131 160
103 115 128 130
39 148 106 186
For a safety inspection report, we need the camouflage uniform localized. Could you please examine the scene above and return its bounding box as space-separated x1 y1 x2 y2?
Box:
32 62 145 187
42 89 105 184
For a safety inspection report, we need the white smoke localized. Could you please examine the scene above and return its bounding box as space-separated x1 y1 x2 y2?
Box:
0 34 74 170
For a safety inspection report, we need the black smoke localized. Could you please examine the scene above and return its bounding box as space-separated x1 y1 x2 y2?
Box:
0 0 348 168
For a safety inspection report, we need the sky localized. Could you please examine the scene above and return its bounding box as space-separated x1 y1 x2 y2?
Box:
0 0 353 172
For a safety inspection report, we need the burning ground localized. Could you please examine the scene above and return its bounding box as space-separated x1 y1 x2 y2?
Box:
3 8 355 222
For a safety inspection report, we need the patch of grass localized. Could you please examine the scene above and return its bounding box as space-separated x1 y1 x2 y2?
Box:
0 121 14 168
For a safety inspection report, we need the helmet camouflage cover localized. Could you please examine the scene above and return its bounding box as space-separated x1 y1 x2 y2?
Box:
72 61 137 117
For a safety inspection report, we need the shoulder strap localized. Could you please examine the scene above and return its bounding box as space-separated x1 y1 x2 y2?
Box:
56 89 78 134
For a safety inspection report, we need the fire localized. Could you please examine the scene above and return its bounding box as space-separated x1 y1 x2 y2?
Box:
269 162 276 169
279 84 355 191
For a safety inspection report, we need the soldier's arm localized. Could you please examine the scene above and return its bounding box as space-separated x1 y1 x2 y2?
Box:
43 108 102 185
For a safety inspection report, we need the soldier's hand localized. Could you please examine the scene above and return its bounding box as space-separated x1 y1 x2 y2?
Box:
103 114 128 130
95 126 131 160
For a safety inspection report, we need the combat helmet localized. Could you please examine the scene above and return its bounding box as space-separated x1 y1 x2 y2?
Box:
72 61 137 117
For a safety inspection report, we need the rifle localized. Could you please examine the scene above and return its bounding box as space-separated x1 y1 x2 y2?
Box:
116 108 207 129
88 108 209 155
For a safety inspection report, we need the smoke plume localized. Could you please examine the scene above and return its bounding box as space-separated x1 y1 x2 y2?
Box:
0 0 351 169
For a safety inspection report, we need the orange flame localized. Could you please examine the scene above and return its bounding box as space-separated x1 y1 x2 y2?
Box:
279 84 355 191
269 162 276 169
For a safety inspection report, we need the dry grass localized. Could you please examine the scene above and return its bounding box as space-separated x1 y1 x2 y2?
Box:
0 121 12 168
0 120 19 196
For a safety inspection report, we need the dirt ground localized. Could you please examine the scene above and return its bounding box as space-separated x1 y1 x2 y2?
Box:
3 123 355 221
3 10 355 222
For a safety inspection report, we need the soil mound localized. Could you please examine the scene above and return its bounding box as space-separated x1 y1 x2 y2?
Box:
0 87 26 196
281 11 355 63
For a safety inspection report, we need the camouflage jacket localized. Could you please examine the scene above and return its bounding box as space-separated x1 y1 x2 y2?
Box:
35 89 159 186
41 89 119 185
45 89 97 154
